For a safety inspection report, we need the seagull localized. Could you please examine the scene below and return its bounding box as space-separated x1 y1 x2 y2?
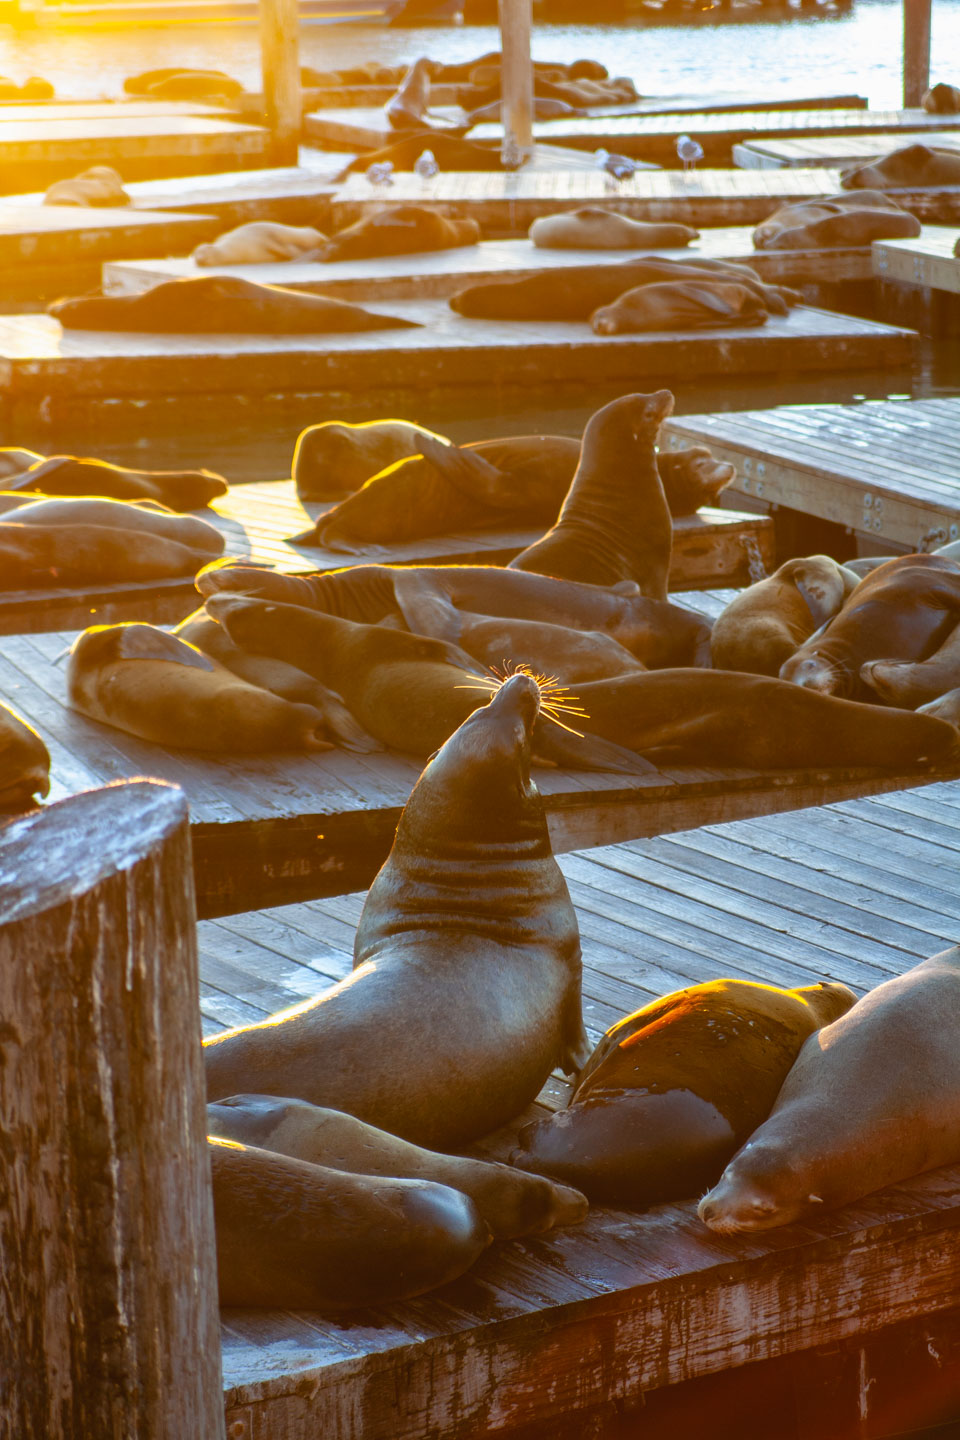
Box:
676 134 704 171
413 148 439 181
366 161 395 187
594 147 640 185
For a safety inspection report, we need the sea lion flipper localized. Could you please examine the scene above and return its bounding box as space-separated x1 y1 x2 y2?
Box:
532 720 657 776
115 624 217 670
414 433 510 507
391 571 464 641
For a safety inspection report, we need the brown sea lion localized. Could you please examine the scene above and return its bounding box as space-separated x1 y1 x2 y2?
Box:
146 70 244 100
513 978 854 1206
453 609 647 683
752 189 910 248
919 687 960 726
530 209 698 250
0 517 220 589
203 672 591 1148
320 206 480 262
337 132 503 179
923 82 960 114
43 166 129 208
49 276 420 334
841 143 960 189
508 391 675 597
208 1095 588 1240
210 1137 491 1309
67 623 334 752
592 280 771 335
464 97 579 127
0 453 227 511
293 417 450 501
699 947 960 1232
861 617 960 707
0 495 224 553
192 221 327 266
779 554 960 701
0 702 50 813
710 556 860 675
124 65 235 94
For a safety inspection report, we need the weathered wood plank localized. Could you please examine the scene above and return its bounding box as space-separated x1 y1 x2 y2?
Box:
0 203 220 264
735 131 960 169
873 229 960 295
302 87 867 114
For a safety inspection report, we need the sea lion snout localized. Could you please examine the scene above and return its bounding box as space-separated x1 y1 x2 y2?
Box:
779 652 839 693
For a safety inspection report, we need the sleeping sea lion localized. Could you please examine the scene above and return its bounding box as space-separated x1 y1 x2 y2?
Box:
43 166 129 208
210 1137 491 1309
67 623 334 752
192 221 327 266
452 609 647 683
0 702 50 813
0 516 220 589
530 209 698 250
752 189 909 248
320 206 480 262
508 390 675 597
592 280 770 335
293 417 450 501
124 65 235 94
779 554 960 701
699 947 960 1232
923 82 960 114
203 672 591 1147
0 495 224 553
841 143 960 190
513 978 854 1205
337 133 503 179
710 556 861 675
861 617 960 707
49 276 420 334
0 453 227 511
208 1095 588 1240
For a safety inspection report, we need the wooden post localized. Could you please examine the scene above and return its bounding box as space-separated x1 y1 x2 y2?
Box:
0 781 225 1440
260 0 302 166
499 0 534 169
903 0 932 108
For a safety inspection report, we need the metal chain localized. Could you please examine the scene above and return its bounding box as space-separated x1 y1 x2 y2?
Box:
739 532 768 583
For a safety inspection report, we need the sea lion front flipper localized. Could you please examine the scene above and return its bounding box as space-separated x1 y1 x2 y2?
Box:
114 623 217 670
532 720 657 776
414 433 513 508
390 571 464 642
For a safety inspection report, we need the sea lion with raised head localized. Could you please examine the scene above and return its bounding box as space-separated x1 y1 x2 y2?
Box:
592 280 770 335
192 221 327 266
49 275 420 333
699 947 960 1232
0 452 227 511
529 209 698 250
385 55 440 131
209 1095 588 1240
841 142 960 190
780 554 960 701
204 672 591 1147
210 1137 491 1309
293 417 450 501
711 556 861 675
508 391 675 597
67 623 335 752
513 978 855 1205
0 702 50 813
43 166 129 208
320 206 480 262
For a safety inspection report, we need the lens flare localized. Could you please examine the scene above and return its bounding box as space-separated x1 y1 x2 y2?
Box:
455 662 589 737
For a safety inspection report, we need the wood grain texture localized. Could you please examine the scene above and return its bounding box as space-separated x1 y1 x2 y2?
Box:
873 228 960 295
735 131 960 168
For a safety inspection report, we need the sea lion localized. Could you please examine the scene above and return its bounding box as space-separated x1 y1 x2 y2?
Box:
0 515 221 589
0 453 227 511
761 207 922 250
0 702 50 813
0 494 224 552
67 623 334 752
657 445 735 513
320 206 480 262
530 209 699 250
293 418 450 501
452 609 647 683
124 65 236 94
192 221 327 266
204 672 591 1147
210 1137 491 1309
208 1095 588 1240
841 143 960 190
710 556 861 675
508 390 675 597
923 82 960 114
699 947 960 1232
337 133 503 179
196 561 714 669
464 97 579 127
591 280 771 335
752 190 911 248
861 616 960 708
567 668 960 769
43 166 129 208
779 554 960 701
146 70 244 100
512 978 855 1206
48 276 420 334
919 687 960 726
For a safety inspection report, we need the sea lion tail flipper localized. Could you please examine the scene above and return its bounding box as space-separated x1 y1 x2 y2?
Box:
391 571 464 641
532 720 657 776
414 433 511 507
320 692 384 753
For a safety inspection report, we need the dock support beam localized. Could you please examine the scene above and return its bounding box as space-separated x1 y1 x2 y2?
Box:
903 0 932 108
0 781 225 1440
499 0 534 169
260 0 302 166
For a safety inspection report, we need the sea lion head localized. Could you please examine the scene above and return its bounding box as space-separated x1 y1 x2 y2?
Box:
778 648 847 695
698 1138 815 1232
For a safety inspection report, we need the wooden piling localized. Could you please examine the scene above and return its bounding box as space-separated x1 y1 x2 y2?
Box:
498 0 534 167
0 780 225 1440
259 0 302 165
903 0 932 108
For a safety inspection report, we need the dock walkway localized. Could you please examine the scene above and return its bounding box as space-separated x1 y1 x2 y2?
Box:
206 780 960 1438
734 131 960 170
873 228 960 296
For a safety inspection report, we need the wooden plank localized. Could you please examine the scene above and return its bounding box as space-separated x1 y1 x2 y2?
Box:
0 204 219 263
663 396 960 550
734 131 960 169
873 229 960 295
302 87 867 114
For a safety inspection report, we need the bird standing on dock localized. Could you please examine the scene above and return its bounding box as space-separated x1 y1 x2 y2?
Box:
414 149 440 182
594 148 639 186
366 162 395 187
676 135 704 172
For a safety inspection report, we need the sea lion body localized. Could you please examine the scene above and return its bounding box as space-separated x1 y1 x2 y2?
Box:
192 221 327 266
454 609 647 683
208 1095 588 1240
210 1137 491 1309
293 417 449 501
203 674 590 1147
0 702 50 812
862 617 960 707
508 390 675 597
761 207 921 250
711 556 860 675
529 209 698 250
779 554 960 701
592 280 770 335
699 947 960 1232
842 143 960 189
146 70 243 100
1 495 224 553
67 623 332 752
0 519 218 588
321 206 480 263
2 453 226 510
385 55 436 131
923 82 960 114
753 190 908 248
43 166 128 207
513 979 854 1205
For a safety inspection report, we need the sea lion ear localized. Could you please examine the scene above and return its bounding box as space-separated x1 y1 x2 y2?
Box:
115 624 217 670
611 580 641 596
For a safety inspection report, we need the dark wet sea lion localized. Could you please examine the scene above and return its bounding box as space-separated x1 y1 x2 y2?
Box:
320 206 480 262
841 142 960 189
508 391 675 597
0 702 50 812
0 452 227 510
210 1137 491 1309
124 65 235 93
592 280 771 335
49 275 420 334
203 673 591 1148
753 189 908 248
529 209 698 250
192 221 326 266
67 623 334 752
208 1095 588 1241
779 554 960 701
710 556 860 675
146 70 244 100
513 979 854 1205
699 947 960 1233
293 418 449 501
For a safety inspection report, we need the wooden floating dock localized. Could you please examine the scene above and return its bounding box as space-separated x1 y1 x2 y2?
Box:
0 481 773 633
873 228 960 296
734 131 960 170
0 305 916 424
2 598 955 919
303 87 867 114
202 782 960 1437
663 397 960 551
